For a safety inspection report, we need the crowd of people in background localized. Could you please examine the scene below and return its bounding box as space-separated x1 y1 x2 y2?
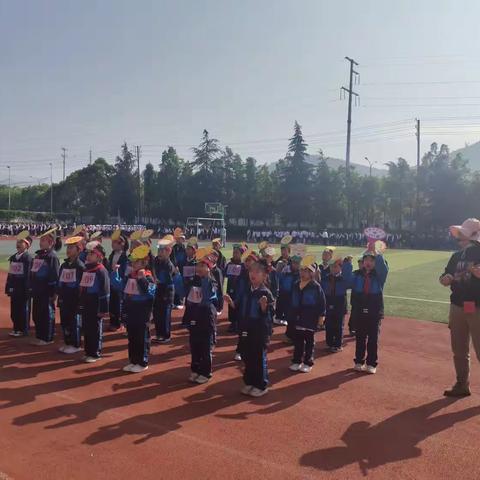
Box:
0 222 456 250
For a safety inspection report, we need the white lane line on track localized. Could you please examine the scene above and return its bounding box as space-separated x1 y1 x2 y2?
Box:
385 294 450 304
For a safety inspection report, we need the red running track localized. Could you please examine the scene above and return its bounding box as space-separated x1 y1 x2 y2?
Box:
0 271 479 480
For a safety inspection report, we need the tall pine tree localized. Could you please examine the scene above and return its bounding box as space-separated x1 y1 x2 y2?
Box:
279 121 312 225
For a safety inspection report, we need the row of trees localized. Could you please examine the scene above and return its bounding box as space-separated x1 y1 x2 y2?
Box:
2 123 479 231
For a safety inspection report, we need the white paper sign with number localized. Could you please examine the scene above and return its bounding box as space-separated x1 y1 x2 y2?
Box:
80 272 96 288
226 264 242 277
9 262 24 275
183 266 196 278
187 286 203 304
31 259 44 273
124 278 140 295
364 227 386 241
60 268 77 283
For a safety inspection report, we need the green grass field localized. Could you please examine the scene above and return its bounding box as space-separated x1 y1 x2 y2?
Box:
0 240 452 323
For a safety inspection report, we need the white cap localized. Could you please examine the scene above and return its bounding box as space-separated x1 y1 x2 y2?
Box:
450 218 480 241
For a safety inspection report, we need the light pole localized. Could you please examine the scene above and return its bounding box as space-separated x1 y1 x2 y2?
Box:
49 162 53 215
365 156 377 177
6 165 11 211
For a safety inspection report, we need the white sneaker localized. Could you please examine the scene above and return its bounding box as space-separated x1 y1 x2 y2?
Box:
249 387 268 398
366 365 377 374
123 363 135 372
58 344 66 352
189 372 199 382
281 320 288 326
9 331 23 337
35 339 53 346
84 356 100 363
130 364 148 373
175 305 184 310
354 363 365 372
241 385 253 395
299 364 312 373
195 375 210 384
289 363 302 372
63 345 82 354
234 353 242 361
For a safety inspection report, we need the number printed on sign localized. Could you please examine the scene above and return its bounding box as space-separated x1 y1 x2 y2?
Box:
124 278 140 295
183 266 196 278
226 264 242 276
187 286 203 304
31 259 44 273
80 272 96 288
9 262 24 275
60 268 77 283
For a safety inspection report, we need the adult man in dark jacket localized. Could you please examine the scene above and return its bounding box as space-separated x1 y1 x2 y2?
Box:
440 218 480 397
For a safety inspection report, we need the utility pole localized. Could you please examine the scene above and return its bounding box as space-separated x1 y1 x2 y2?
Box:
49 162 53 214
136 145 141 222
61 147 67 181
365 156 376 177
341 56 360 226
341 57 360 181
89 149 92 165
7 166 11 211
415 119 421 230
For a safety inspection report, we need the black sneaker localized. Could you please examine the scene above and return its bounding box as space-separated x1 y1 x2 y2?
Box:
444 383 471 397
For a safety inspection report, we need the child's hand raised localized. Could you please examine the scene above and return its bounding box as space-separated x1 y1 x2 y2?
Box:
259 295 268 312
440 274 454 286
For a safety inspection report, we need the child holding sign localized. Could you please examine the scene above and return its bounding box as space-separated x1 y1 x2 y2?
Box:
225 243 247 333
321 256 353 353
6 231 33 337
112 245 156 373
289 256 326 373
225 259 275 397
78 241 110 363
171 228 187 309
152 236 176 344
30 228 61 345
107 229 129 332
184 248 220 384
57 236 86 354
351 243 389 374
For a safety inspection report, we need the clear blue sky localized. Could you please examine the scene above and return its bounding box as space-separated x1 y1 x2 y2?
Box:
2 0 480 184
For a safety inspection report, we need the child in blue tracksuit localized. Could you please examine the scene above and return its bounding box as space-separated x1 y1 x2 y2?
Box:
321 257 353 352
348 257 364 336
263 247 279 303
112 245 156 373
181 242 198 325
107 230 129 332
350 250 389 374
171 233 187 309
57 236 85 354
30 228 61 346
152 238 175 343
225 244 247 333
184 252 219 384
289 259 326 373
225 258 275 397
6 231 33 337
274 252 296 327
78 241 110 363
278 257 301 341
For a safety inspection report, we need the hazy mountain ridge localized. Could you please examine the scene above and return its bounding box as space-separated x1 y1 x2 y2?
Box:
265 154 388 177
452 141 480 171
